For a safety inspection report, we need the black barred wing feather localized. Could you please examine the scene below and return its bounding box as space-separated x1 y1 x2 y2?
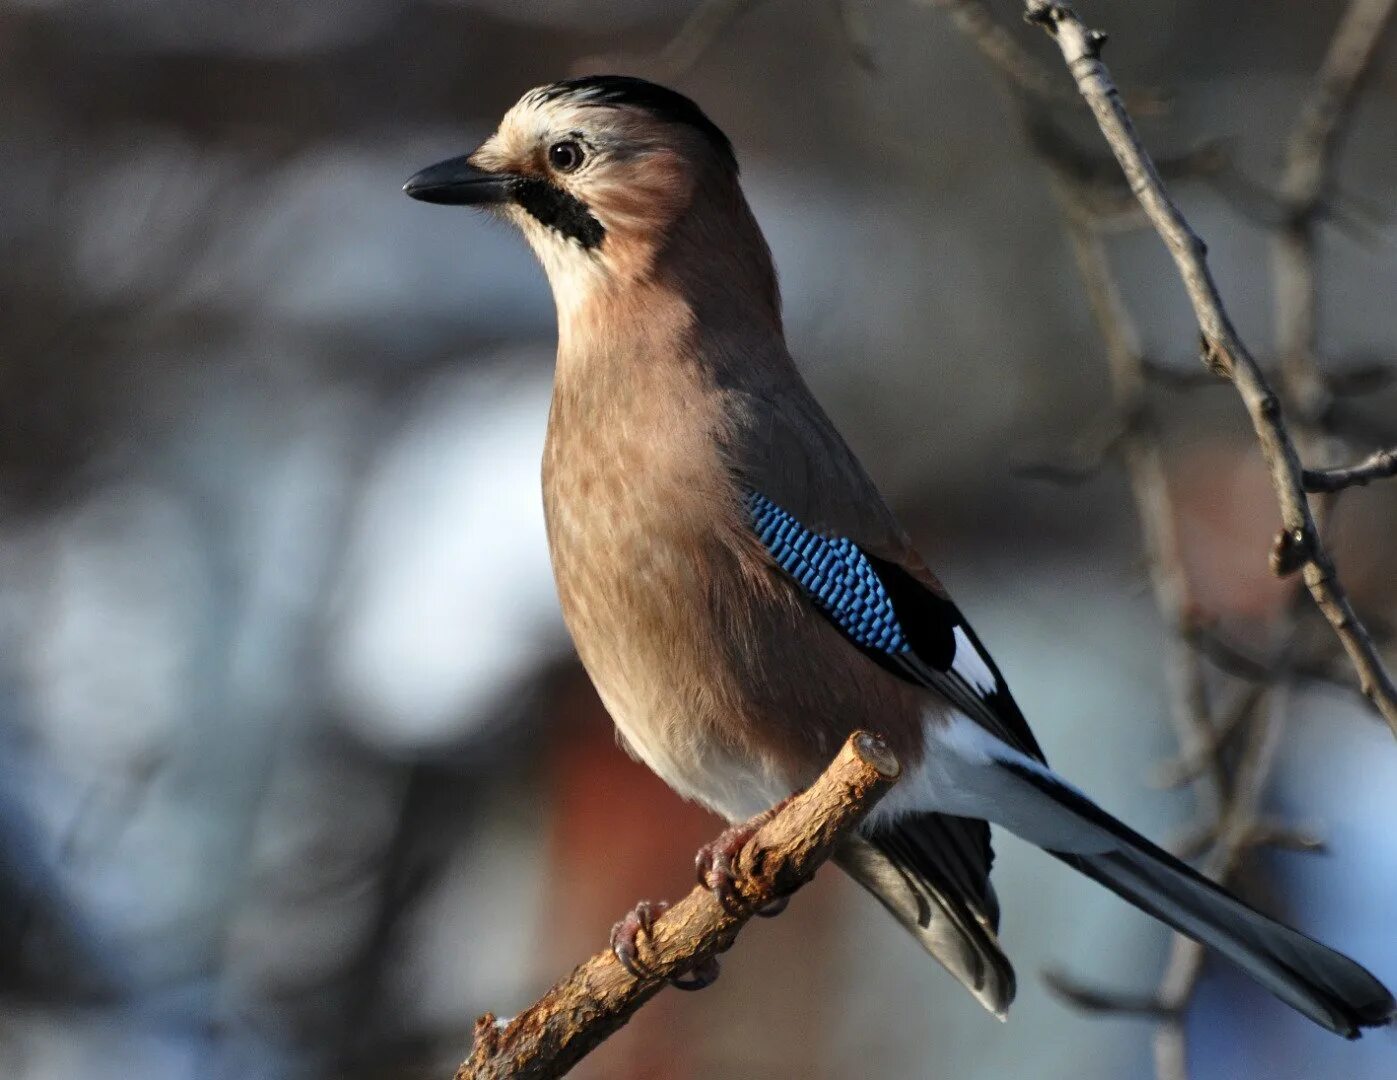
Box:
743 489 1045 764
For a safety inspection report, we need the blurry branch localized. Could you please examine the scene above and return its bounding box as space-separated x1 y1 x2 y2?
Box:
1046 686 1291 1074
1021 0 1397 736
1325 360 1397 397
1011 408 1129 485
1149 683 1288 1080
1143 356 1396 399
1055 207 1238 825
584 0 768 82
1302 447 1397 492
915 0 1077 102
914 0 1167 111
1021 106 1225 226
925 0 1397 1073
952 12 1276 1071
652 0 766 78
454 733 900 1080
1041 971 1175 1018
833 0 881 72
603 0 874 81
1274 0 1397 430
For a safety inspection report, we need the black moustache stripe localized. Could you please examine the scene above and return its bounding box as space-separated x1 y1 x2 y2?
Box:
509 176 605 250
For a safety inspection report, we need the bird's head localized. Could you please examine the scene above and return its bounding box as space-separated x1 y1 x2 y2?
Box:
405 76 776 323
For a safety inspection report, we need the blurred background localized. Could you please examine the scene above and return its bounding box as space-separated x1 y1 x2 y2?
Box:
1 1 1395 1077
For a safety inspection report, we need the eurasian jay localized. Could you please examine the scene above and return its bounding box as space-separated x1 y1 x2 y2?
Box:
404 75 1394 1035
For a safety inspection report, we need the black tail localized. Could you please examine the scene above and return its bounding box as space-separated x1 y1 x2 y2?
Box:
1058 846 1393 1036
1004 762 1395 1036
836 815 1016 1017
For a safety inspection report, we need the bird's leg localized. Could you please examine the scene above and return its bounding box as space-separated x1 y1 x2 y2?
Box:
694 796 795 917
609 899 721 990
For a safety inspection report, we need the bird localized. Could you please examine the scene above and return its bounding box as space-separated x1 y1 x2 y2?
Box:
404 75 1394 1035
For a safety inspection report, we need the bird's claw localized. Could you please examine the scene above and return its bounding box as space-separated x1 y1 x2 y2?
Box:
696 830 754 917
693 798 796 917
610 899 722 990
610 899 669 980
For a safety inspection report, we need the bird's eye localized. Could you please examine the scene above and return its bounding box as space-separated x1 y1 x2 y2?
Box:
548 140 585 173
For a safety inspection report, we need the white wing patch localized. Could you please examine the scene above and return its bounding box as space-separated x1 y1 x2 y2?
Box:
952 626 998 696
871 713 1111 855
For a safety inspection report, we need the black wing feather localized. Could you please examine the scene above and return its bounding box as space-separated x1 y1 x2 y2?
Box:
741 488 1045 762
863 555 1045 764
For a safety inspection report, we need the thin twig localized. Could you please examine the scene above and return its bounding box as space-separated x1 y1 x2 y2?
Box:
1274 0 1397 427
915 0 1167 112
832 0 881 72
1303 446 1397 492
1011 406 1131 484
455 733 900 1080
1141 356 1396 396
916 0 1080 103
921 5 1394 1070
1149 680 1289 1080
655 0 766 78
1058 215 1228 818
1040 970 1176 1019
1022 0 1397 735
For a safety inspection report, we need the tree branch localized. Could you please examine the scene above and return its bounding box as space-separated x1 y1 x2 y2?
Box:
1021 0 1397 735
917 0 1081 103
1274 0 1397 427
920 5 1394 1071
916 0 1167 112
652 0 767 80
1303 446 1397 492
454 732 901 1080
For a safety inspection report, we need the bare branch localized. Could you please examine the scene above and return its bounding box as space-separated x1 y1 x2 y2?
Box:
1012 407 1132 485
1141 355 1396 396
656 0 765 78
1151 686 1260 791
1022 104 1225 225
917 0 1167 112
1274 0 1397 550
1042 970 1177 1019
916 0 1080 103
1182 622 1279 684
587 0 769 82
1057 218 1232 816
832 0 881 72
1281 0 1396 219
1326 360 1396 397
455 733 900 1080
1021 0 1397 735
1141 358 1227 390
1247 821 1328 855
1303 446 1397 492
921 7 1393 1070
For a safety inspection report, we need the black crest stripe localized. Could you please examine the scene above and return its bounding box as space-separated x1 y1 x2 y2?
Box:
537 75 736 170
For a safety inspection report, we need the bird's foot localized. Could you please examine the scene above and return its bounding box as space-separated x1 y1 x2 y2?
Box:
694 797 795 917
610 899 668 980
609 899 721 990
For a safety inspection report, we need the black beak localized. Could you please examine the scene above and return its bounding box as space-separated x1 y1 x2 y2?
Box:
403 155 513 205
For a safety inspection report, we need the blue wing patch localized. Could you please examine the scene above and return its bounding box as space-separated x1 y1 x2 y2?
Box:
742 487 1047 763
743 490 910 655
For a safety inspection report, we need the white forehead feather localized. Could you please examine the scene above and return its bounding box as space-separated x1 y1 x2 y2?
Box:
497 90 633 149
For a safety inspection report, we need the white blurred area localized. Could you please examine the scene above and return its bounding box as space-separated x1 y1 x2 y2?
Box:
1 1 1395 1078
329 358 565 748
